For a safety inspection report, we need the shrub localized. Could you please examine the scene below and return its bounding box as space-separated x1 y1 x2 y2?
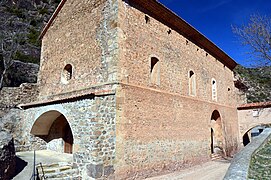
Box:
27 28 41 46
13 51 39 64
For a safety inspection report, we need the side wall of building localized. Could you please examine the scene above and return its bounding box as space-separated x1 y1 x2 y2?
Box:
117 2 238 107
114 1 240 178
38 0 119 101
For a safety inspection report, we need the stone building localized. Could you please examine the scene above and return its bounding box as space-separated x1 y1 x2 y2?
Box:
238 101 271 146
18 0 242 179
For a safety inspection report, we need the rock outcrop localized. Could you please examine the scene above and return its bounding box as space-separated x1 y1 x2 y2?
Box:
0 131 16 180
2 60 39 87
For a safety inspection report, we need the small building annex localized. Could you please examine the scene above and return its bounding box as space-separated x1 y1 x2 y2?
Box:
18 0 243 179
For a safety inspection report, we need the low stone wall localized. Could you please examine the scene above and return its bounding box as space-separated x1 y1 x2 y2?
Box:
0 83 38 117
0 131 16 180
224 128 271 180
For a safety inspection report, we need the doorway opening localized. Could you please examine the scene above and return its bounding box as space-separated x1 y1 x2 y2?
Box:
210 110 224 156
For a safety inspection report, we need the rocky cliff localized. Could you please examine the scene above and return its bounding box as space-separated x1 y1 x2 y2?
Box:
0 0 60 87
234 65 271 103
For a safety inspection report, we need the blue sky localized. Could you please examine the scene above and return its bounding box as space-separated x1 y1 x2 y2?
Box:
159 0 271 67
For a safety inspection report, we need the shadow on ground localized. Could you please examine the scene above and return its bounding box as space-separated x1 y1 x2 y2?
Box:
12 156 28 178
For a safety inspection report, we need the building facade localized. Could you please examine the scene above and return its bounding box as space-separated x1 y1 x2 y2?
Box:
19 0 242 179
238 102 271 146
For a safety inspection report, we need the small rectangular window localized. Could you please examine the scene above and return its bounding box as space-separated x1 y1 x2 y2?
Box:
252 110 259 117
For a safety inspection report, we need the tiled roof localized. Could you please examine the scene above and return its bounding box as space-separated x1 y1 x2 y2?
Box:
237 101 271 110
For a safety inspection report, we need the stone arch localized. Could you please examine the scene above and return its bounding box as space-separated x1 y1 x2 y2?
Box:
30 110 73 154
242 124 270 146
210 110 224 155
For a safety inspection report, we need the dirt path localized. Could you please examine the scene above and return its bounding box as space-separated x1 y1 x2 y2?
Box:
147 160 230 180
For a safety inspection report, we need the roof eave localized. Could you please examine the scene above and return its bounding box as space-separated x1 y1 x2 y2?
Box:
128 0 237 70
39 0 67 40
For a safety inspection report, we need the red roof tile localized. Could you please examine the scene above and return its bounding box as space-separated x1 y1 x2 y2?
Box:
238 101 271 110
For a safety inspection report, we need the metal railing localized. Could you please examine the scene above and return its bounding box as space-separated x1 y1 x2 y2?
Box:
29 150 45 180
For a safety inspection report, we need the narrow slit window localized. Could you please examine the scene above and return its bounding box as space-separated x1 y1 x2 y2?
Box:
150 57 160 85
189 71 196 96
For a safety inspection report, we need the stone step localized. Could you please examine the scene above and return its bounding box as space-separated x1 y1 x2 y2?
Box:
43 168 79 179
211 153 224 160
36 162 78 179
37 162 71 168
38 165 72 174
47 175 81 180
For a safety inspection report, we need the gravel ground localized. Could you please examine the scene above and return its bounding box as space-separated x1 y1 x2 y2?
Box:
147 160 231 180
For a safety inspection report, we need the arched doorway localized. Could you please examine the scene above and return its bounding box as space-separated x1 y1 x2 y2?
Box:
30 110 73 154
210 110 224 156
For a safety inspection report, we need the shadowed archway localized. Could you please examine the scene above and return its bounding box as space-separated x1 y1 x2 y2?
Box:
30 110 73 154
242 124 270 146
210 110 224 156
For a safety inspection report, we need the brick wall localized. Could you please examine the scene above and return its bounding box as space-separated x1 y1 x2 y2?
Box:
38 0 119 101
113 2 241 178
118 2 239 107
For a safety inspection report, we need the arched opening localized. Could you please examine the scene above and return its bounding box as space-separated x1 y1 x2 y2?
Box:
210 110 224 156
150 57 160 85
61 64 73 84
242 124 269 146
64 64 72 81
31 110 73 154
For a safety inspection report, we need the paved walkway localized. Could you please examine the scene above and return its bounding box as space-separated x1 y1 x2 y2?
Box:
13 150 72 180
147 160 231 180
13 151 230 180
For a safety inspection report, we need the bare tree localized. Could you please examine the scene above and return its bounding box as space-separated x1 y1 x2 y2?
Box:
232 14 271 66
